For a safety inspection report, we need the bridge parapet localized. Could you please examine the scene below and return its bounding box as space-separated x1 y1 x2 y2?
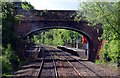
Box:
15 10 77 21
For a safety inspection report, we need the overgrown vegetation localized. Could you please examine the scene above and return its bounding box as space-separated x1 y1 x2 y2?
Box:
1 44 20 77
2 2 19 76
1 1 34 77
77 2 120 67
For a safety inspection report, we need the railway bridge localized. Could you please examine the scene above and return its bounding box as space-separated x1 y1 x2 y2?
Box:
14 8 103 61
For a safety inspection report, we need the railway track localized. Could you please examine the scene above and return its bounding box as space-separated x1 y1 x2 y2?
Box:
58 49 102 78
38 46 82 77
40 46 117 77
41 46 99 77
49 49 59 78
13 45 118 78
50 48 81 77
37 47 58 78
50 47 102 78
38 47 45 78
64 51 102 77
56 46 118 77
42 48 118 78
55 50 85 78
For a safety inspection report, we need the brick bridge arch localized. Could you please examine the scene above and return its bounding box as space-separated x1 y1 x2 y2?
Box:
15 10 103 62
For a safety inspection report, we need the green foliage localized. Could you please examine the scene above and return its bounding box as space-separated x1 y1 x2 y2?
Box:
1 2 25 76
100 42 109 62
77 2 120 66
1 1 35 77
95 60 105 64
21 2 34 10
2 2 18 48
100 40 120 67
1 56 12 74
2 44 20 76
108 40 120 64
77 2 120 39
32 29 82 46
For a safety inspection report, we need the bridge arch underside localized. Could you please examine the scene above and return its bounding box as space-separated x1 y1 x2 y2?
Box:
17 21 102 62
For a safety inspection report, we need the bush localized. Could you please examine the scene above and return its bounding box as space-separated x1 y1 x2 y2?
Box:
95 59 105 64
100 42 109 62
100 40 120 67
2 44 20 76
108 40 120 66
1 56 13 74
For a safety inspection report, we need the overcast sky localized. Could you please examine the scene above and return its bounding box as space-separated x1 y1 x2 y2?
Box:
21 0 119 10
21 0 80 10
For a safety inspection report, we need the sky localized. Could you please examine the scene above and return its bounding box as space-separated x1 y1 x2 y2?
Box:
21 0 80 10
21 0 119 10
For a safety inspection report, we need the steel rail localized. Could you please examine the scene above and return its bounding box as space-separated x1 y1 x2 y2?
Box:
57 51 85 78
37 47 45 78
64 51 102 78
47 48 59 78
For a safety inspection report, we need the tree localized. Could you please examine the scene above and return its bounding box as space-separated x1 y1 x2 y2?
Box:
76 2 120 66
1 1 35 76
32 29 82 47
